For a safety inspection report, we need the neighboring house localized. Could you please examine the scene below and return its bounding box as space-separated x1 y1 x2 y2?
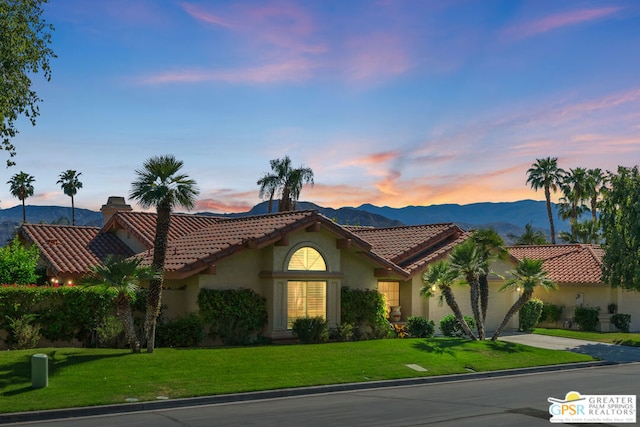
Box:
506 244 640 332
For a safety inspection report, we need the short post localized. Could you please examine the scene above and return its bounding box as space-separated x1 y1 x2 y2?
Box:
31 354 48 388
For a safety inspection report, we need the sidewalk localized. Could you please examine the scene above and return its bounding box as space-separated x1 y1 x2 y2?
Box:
498 333 640 363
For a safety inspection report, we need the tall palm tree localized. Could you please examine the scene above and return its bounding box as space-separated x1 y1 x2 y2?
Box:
491 257 556 340
83 255 159 353
585 168 606 225
257 156 314 212
526 157 565 244
130 155 199 353
559 167 589 235
57 170 83 225
449 239 487 340
508 223 548 245
472 229 506 325
421 260 477 340
7 171 35 223
558 219 601 244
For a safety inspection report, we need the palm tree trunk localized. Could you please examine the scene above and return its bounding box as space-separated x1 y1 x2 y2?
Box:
71 195 76 226
545 185 556 244
491 291 532 341
442 287 477 340
591 196 597 225
21 199 26 223
145 202 171 353
280 186 292 212
469 278 485 340
116 296 140 353
479 274 489 325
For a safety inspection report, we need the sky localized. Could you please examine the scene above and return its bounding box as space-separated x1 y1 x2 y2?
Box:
3 0 640 214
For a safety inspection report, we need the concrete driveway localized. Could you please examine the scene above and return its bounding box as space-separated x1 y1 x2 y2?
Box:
499 333 640 363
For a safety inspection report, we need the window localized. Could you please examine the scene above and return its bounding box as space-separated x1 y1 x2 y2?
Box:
288 247 326 271
378 281 400 308
286 247 328 328
287 281 326 328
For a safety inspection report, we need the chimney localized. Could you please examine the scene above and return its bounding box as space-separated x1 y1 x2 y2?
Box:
100 196 133 226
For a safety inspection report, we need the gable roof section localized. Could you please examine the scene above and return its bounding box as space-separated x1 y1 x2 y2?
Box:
507 244 604 284
19 224 135 278
103 211 222 249
349 223 470 275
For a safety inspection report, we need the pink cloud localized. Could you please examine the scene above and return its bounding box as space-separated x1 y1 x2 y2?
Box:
181 2 235 28
505 7 621 39
196 198 252 213
342 33 411 81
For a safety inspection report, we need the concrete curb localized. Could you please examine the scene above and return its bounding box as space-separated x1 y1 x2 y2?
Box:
0 360 614 425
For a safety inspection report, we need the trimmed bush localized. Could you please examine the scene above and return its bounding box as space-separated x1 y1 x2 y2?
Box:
6 314 41 350
95 315 124 348
519 298 544 331
330 322 354 342
439 314 476 338
156 313 205 348
341 286 388 340
198 288 268 346
574 306 600 331
292 316 328 344
406 316 435 338
540 303 564 323
611 313 631 333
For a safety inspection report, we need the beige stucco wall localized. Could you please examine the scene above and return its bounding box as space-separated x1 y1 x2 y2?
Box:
113 228 147 254
531 283 616 327
615 288 640 332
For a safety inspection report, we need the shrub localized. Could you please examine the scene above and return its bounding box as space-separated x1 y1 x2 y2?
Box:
95 315 124 348
330 322 354 342
406 316 435 338
0 237 40 285
540 303 564 323
6 314 41 350
439 314 476 338
519 298 544 331
156 313 205 348
341 286 388 340
574 306 600 331
611 313 631 333
198 288 268 346
292 317 329 344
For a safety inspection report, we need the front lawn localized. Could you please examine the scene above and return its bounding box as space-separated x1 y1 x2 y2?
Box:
534 328 640 347
0 338 594 414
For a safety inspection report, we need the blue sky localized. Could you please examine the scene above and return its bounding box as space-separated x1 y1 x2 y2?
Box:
4 0 640 213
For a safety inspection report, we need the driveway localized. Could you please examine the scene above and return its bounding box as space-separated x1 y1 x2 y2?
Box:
499 333 640 363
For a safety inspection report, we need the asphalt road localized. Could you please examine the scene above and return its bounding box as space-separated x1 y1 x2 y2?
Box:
6 362 638 427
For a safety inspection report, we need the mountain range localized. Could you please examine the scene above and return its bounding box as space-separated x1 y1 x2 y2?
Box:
0 199 568 246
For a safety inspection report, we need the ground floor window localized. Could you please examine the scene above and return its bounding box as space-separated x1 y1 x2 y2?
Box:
287 281 326 328
378 281 400 309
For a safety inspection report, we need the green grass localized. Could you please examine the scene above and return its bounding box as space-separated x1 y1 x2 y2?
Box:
534 328 640 347
0 338 594 414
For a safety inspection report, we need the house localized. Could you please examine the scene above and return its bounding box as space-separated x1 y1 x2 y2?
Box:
505 244 640 332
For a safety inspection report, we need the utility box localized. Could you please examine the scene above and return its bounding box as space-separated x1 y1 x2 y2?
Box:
31 354 48 388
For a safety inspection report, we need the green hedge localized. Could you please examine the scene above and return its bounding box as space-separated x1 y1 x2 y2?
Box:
0 285 116 346
574 306 600 331
341 286 388 340
519 298 544 331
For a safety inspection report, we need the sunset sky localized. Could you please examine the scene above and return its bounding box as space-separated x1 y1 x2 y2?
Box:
4 0 640 213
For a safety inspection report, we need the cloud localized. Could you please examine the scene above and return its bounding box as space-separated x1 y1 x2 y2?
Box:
195 198 252 213
341 33 411 82
181 2 235 28
504 7 621 40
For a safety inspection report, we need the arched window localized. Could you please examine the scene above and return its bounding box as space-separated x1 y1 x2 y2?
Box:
286 246 327 328
287 247 326 271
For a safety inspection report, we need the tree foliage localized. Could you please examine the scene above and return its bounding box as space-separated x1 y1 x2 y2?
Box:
526 157 565 244
0 236 39 284
57 169 83 225
601 166 640 291
7 171 35 223
257 156 314 212
1 0 56 166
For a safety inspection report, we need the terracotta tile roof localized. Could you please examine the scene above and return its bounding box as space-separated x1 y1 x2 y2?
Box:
19 224 135 278
507 244 604 284
104 211 222 249
349 223 469 275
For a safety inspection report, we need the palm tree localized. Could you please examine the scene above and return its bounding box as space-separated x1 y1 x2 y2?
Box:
57 170 83 225
421 260 477 340
559 219 601 244
526 157 565 244
257 156 314 212
7 171 35 223
83 255 159 353
559 167 589 235
585 168 606 225
130 155 199 353
508 223 548 245
491 257 556 340
449 239 487 340
472 228 506 325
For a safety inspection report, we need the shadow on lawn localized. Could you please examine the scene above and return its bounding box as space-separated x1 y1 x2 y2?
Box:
0 350 130 395
411 338 521 356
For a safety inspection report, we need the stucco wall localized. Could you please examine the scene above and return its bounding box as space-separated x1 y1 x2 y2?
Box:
531 284 616 327
113 228 147 253
615 288 640 332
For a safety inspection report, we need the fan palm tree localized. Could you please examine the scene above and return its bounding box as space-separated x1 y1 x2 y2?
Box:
472 228 506 325
83 255 159 353
257 156 314 212
57 170 83 225
559 167 589 235
130 155 199 353
559 219 601 244
508 223 548 245
449 239 487 340
7 171 35 223
526 157 565 244
585 168 606 225
421 260 477 340
491 257 556 340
